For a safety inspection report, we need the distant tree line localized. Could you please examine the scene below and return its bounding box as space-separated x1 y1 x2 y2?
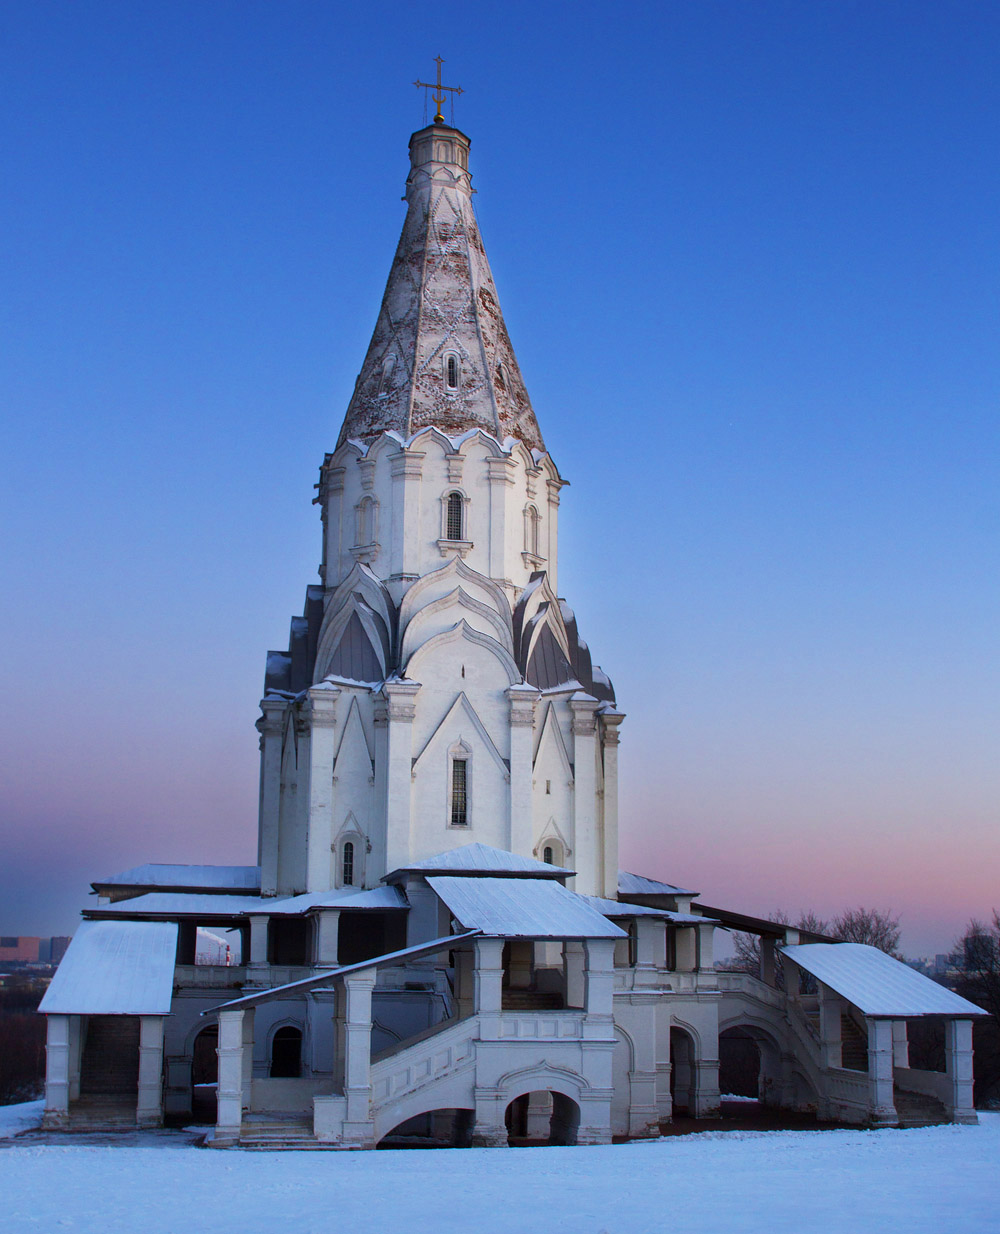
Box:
0 976 47 1105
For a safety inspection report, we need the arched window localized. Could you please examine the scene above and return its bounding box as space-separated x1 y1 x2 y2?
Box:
450 757 468 827
377 355 394 397
342 841 355 886
269 1026 303 1078
543 845 554 866
356 496 376 547
445 353 460 390
523 504 540 556
446 491 464 541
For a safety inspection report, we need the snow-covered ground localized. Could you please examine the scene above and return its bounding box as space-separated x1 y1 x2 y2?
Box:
1 1102 996 1234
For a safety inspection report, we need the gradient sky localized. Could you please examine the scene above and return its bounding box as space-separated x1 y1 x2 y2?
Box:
1 1 997 955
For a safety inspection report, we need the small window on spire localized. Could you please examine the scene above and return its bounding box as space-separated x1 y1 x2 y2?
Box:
377 356 394 398
495 362 506 391
445 354 460 391
446 491 464 541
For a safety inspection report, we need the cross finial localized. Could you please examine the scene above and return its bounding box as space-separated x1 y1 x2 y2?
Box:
414 56 463 125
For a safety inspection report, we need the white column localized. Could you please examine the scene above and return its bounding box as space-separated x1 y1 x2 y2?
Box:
545 478 562 594
314 909 341 966
486 456 515 585
136 1016 165 1127
674 927 698 973
256 698 286 897
473 937 505 1040
583 938 616 1027
246 914 270 985
341 971 376 1146
570 693 600 895
892 1020 909 1069
506 684 539 857
818 985 844 1069
599 711 624 898
378 680 420 873
216 1009 249 1144
866 1019 897 1126
305 687 340 892
42 1015 71 1127
944 1019 977 1124
564 940 586 1010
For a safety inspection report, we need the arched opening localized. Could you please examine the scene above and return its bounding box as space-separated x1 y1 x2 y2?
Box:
269 1025 303 1078
669 1026 697 1115
191 1023 218 1123
523 504 540 556
445 491 464 541
719 1027 761 1100
504 1090 580 1146
376 1108 475 1149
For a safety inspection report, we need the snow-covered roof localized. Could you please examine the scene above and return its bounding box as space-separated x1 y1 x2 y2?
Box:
39 920 178 1016
618 872 697 898
579 895 714 925
427 876 625 939
88 885 407 920
93 864 260 893
388 842 572 879
780 943 987 1018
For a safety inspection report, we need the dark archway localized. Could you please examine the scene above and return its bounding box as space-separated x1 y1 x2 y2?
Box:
376 1108 475 1149
191 1024 218 1123
269 1025 303 1078
504 1090 580 1146
669 1027 697 1115
719 1027 762 1098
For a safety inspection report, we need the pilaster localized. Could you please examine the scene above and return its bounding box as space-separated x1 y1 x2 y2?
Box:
42 1014 71 1127
136 1016 165 1127
944 1019 977 1124
866 1018 897 1126
305 687 340 892
598 710 623 897
390 449 425 581
506 684 539 857
256 698 287 897
569 693 600 895
486 455 515 584
377 680 421 873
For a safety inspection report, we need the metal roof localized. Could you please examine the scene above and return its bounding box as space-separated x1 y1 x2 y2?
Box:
205 931 480 1013
781 943 988 1018
579 895 715 925
39 920 178 1016
618 871 697 898
427 876 625 939
92 864 260 893
388 842 572 880
87 885 407 920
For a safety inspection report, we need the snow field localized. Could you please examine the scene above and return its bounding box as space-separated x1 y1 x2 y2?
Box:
1 1108 996 1234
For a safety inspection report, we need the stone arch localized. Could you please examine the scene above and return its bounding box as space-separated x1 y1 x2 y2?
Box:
405 621 520 687
718 1020 784 1105
611 1025 636 1136
267 1019 305 1078
190 1022 219 1123
669 1024 699 1116
399 587 513 665
500 1071 583 1148
398 557 511 637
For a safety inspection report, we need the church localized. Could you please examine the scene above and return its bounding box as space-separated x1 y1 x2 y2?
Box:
39 101 984 1148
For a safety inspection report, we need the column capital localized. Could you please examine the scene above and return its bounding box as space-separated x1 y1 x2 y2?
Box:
599 709 625 745
306 687 340 727
569 692 599 736
389 449 425 480
506 683 540 724
486 456 517 486
377 679 421 722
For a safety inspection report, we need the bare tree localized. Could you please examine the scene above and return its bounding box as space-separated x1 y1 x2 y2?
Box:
831 907 902 957
950 914 1000 1105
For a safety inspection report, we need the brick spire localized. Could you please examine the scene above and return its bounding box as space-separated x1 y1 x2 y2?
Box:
336 124 544 451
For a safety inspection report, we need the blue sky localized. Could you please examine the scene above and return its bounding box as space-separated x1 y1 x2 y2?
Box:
1 1 997 953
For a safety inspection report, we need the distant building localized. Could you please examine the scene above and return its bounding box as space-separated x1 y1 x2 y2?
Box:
0 937 41 964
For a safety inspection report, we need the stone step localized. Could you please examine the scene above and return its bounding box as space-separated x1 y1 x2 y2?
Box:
894 1088 948 1128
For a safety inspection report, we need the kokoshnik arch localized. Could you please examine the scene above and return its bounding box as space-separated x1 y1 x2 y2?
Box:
38 100 984 1148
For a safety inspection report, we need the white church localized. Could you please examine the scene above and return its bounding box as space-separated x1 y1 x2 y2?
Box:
40 109 984 1148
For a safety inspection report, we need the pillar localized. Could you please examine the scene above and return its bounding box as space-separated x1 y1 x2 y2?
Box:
341 970 377 1147
42 1015 71 1128
760 937 778 987
564 940 586 1010
136 1016 165 1128
570 695 600 895
216 1008 252 1145
866 1019 897 1126
506 684 539 857
944 1019 977 1124
599 711 624 898
583 938 616 1027
473 937 505 1040
892 1020 909 1069
305 687 339 892
246 914 270 984
696 923 716 976
818 986 844 1070
256 698 287 897
674 927 698 973
378 680 420 874
314 909 340 966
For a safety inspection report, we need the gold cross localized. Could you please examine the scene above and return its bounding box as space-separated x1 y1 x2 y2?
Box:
414 56 463 124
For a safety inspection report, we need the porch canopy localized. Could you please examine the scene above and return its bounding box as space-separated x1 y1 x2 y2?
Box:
427 875 626 939
39 919 178 1016
781 943 987 1018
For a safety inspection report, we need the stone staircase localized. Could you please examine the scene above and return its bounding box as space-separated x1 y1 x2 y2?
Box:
237 1116 325 1150
894 1088 948 1128
840 1014 869 1071
501 990 564 1011
67 1096 136 1130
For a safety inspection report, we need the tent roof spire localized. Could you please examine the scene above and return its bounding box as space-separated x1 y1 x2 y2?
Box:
336 120 545 451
